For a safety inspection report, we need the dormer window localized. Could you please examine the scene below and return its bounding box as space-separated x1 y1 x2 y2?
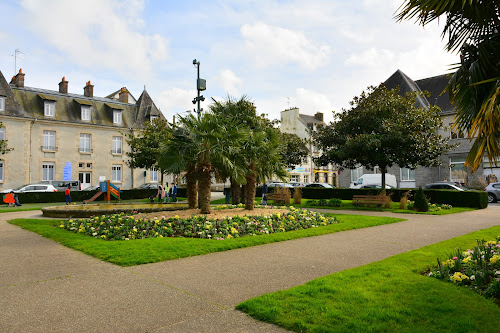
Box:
150 115 158 124
81 105 91 121
113 110 122 125
0 96 5 112
44 101 55 117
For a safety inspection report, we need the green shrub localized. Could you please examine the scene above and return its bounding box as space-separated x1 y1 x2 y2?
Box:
414 188 429 212
327 198 342 207
318 199 328 206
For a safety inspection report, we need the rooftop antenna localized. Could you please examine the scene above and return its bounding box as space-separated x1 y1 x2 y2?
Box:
286 97 290 109
9 49 23 75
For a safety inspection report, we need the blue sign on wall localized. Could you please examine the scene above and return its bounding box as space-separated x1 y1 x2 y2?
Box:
63 162 72 181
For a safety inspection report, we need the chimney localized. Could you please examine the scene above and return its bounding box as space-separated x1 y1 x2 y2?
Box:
83 81 94 98
59 76 68 94
314 112 323 122
10 68 25 88
119 87 129 103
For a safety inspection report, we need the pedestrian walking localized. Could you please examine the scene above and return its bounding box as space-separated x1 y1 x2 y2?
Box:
157 183 164 203
172 182 177 202
164 183 170 203
65 185 72 205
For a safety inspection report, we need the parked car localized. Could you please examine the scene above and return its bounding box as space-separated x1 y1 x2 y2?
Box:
350 173 398 189
484 182 500 203
423 182 468 191
40 180 81 191
305 183 334 188
82 185 101 191
289 182 305 188
266 182 293 188
359 184 394 189
135 183 160 190
1 184 58 193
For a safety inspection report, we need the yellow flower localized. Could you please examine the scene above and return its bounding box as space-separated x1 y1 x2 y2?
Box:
226 234 233 239
491 255 500 264
59 224 64 228
174 215 179 219
451 272 469 283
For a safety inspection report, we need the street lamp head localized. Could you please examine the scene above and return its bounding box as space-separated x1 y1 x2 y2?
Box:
192 59 198 65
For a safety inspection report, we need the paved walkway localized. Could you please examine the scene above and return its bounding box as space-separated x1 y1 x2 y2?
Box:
1 206 500 332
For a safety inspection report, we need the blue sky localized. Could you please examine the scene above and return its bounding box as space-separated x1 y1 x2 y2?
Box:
0 0 458 123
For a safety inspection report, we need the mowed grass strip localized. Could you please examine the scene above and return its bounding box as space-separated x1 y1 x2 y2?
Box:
236 225 500 332
9 214 403 266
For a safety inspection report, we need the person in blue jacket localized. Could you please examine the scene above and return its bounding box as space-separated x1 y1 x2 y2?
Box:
171 182 177 202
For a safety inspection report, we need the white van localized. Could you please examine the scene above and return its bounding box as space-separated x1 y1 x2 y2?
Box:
350 174 397 189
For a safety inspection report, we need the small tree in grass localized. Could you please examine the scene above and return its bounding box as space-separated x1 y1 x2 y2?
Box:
293 187 302 205
414 187 429 212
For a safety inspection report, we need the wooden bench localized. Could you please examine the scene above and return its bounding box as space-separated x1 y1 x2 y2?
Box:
266 192 288 203
352 195 390 207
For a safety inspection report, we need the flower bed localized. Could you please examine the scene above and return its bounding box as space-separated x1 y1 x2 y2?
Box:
426 237 500 305
59 207 338 241
407 201 452 212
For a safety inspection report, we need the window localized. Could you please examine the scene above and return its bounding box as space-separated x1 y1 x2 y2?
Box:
303 175 309 183
44 101 55 117
79 163 84 168
351 166 364 182
81 105 91 121
87 163 92 169
450 157 466 183
401 167 416 181
0 127 5 141
0 160 4 181
150 169 158 182
150 115 158 124
42 162 55 181
113 110 122 124
112 136 122 154
112 165 122 182
450 123 465 139
0 96 5 112
80 134 91 153
290 175 300 182
43 130 56 150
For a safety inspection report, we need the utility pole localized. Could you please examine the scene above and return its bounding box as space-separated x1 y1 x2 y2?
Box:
192 59 206 119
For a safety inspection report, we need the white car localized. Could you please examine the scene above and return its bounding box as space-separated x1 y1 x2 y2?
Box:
304 183 334 188
266 182 293 188
1 184 58 193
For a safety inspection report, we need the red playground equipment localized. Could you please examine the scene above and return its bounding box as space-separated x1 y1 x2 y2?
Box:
84 181 121 203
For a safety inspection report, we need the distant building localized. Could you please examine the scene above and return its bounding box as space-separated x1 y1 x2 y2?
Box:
280 108 337 186
337 69 499 188
0 68 166 190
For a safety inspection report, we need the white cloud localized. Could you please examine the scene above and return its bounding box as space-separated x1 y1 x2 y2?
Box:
157 88 209 121
20 0 168 81
240 22 330 70
216 69 242 96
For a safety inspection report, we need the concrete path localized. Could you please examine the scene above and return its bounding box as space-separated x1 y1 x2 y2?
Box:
1 206 499 332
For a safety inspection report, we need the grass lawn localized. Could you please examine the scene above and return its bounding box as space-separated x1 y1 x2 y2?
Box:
211 198 476 215
237 225 500 332
8 213 403 266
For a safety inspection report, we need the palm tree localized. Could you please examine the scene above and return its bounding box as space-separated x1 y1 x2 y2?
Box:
396 0 500 171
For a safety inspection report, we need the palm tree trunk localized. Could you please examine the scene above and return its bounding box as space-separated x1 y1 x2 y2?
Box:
198 160 211 214
230 178 240 205
244 162 257 210
186 165 197 209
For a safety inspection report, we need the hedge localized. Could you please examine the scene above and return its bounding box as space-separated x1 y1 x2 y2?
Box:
12 187 188 204
256 187 488 209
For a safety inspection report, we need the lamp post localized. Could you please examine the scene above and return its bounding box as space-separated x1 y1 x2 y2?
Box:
192 59 206 120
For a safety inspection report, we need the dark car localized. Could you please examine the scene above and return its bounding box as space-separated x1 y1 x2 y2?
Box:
135 183 160 190
305 183 334 188
484 182 500 203
423 182 468 191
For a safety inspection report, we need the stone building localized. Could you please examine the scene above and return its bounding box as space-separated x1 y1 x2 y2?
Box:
337 69 499 189
0 69 166 190
280 108 337 186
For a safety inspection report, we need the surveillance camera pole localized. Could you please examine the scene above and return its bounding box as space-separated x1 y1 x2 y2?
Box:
192 59 206 120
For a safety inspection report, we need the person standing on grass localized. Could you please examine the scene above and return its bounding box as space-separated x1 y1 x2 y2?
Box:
164 182 170 203
157 183 164 203
172 182 177 202
65 185 72 205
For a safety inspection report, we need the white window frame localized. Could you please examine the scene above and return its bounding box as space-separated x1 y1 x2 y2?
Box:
351 166 364 183
150 169 159 182
450 157 466 183
80 134 92 153
290 175 300 182
112 136 122 154
0 160 4 181
44 101 55 117
42 162 55 181
43 130 56 150
0 96 5 112
303 175 309 184
150 115 158 124
450 123 465 139
0 127 5 141
112 165 122 182
401 167 416 181
81 105 91 121
113 110 122 125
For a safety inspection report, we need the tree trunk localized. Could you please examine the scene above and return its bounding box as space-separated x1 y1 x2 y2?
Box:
240 185 246 204
230 178 240 204
244 162 257 210
185 165 197 209
381 166 387 196
198 162 211 214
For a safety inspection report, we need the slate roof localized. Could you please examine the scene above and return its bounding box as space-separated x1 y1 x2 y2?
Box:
298 114 324 127
0 70 164 128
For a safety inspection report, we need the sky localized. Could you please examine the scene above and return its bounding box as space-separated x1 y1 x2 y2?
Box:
0 0 458 124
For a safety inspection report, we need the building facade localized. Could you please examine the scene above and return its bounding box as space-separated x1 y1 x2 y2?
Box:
0 69 166 190
337 69 499 189
280 108 337 186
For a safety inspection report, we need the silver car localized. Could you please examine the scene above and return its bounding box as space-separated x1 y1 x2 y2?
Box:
1 183 58 193
485 182 500 203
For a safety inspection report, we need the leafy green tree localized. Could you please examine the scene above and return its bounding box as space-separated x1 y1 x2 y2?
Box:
280 132 309 168
124 118 170 183
414 187 429 212
0 122 12 155
313 85 455 192
396 0 500 171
